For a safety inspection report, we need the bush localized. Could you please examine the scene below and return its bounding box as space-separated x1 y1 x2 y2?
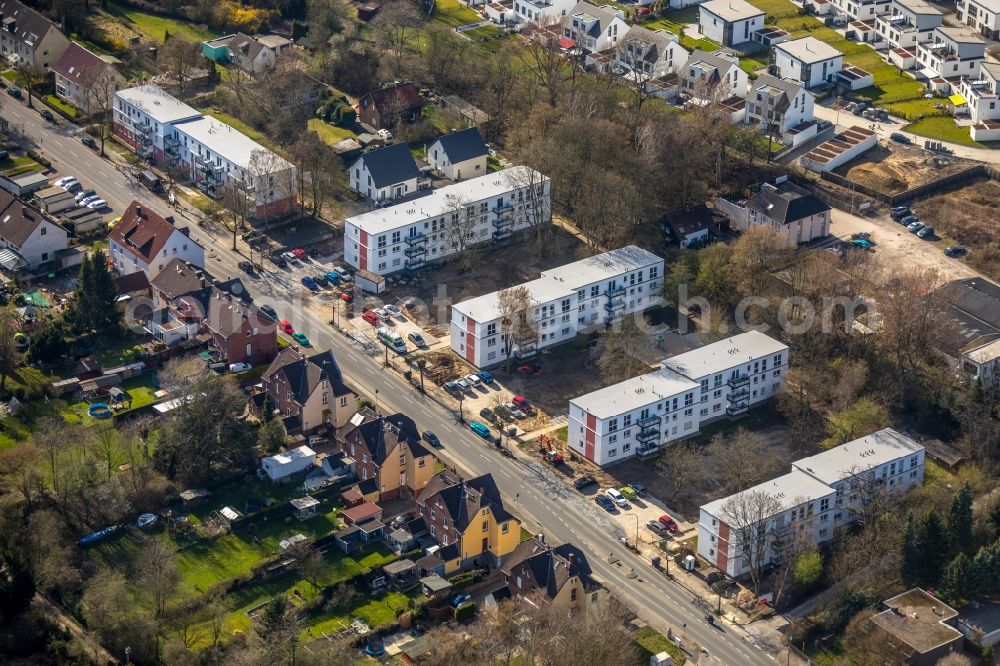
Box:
454 601 476 622
334 104 356 127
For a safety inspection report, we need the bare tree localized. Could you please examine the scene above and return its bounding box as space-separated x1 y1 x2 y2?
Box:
0 442 43 507
720 489 785 595
657 441 706 502
161 36 202 95
497 285 535 371
135 539 180 620
372 1 422 77
594 315 651 384
707 428 781 494
221 177 256 249
13 59 42 108
613 36 659 130
443 193 483 271
501 167 551 255
519 27 571 108
88 71 122 157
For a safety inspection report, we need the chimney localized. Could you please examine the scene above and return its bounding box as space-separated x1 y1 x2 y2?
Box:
136 205 144 219
165 215 175 225
536 533 544 544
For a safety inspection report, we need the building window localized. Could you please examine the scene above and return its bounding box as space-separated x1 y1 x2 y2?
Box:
482 520 488 532
502 522 509 534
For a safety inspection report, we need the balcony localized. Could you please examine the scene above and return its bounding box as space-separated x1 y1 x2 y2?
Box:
603 299 626 313
728 375 750 389
403 244 426 259
405 257 425 270
403 233 427 246
636 443 661 459
726 403 749 417
134 122 153 135
492 216 513 230
604 285 626 297
729 387 750 402
493 201 514 214
492 230 512 241
637 414 661 428
637 427 659 445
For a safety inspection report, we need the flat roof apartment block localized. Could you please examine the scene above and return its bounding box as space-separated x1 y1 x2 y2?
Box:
344 166 551 276
568 330 788 466
450 245 663 369
697 428 924 578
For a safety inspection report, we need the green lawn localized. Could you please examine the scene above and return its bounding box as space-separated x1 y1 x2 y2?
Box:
640 7 699 34
422 105 455 134
106 3 214 44
883 97 945 120
433 0 482 27
464 25 501 41
59 373 160 426
44 95 78 119
0 155 44 177
307 118 357 147
94 339 146 368
904 116 983 146
304 589 420 639
632 626 686 665
740 54 769 77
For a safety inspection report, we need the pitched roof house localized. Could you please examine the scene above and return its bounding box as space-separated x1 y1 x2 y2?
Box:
255 347 357 433
415 470 521 572
358 83 424 130
683 49 750 101
716 180 830 244
561 1 628 54
340 408 437 501
745 74 816 141
349 143 421 203
202 32 292 74
661 203 721 248
616 25 689 80
0 189 69 271
0 0 70 76
178 285 277 365
149 258 207 306
52 42 126 115
495 538 607 615
427 127 489 181
108 202 205 279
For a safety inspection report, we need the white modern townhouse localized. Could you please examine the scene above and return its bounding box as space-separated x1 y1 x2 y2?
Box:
616 26 689 80
874 0 943 49
960 63 1000 142
745 75 817 145
568 330 788 466
957 0 1000 41
560 1 628 54
344 166 551 276
349 144 421 204
683 50 750 102
113 84 296 219
915 26 985 85
698 428 925 578
832 0 892 21
450 246 663 369
774 37 844 89
698 0 766 48
511 0 578 25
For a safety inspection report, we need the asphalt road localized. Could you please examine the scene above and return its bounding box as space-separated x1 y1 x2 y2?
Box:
6 96 776 665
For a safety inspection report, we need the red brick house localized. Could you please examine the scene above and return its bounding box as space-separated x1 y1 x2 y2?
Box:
358 83 423 130
252 348 357 433
172 281 276 365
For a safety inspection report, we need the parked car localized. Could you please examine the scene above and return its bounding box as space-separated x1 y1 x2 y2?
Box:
268 253 287 267
658 514 679 532
292 332 310 346
383 304 402 318
40 109 53 121
259 304 277 321
476 370 495 384
890 207 911 220
278 320 294 334
512 395 534 415
907 221 925 233
301 276 319 292
944 245 967 257
630 482 648 497
469 421 491 438
443 381 461 395
238 261 255 275
595 495 616 512
465 373 482 388
494 404 513 421
330 266 352 282
54 176 79 189
899 215 919 226
77 195 101 207
282 251 298 264
647 521 670 536
422 431 441 448
74 189 97 203
889 132 911 144
228 362 252 373
479 407 495 421
917 225 934 238
620 486 638 501
292 248 308 260
341 291 353 303
85 198 107 209
407 332 427 348
504 402 525 418
362 310 380 326
81 135 97 149
604 488 628 508
6 87 20 98
323 270 341 285
377 128 393 141
574 475 598 491
313 274 329 287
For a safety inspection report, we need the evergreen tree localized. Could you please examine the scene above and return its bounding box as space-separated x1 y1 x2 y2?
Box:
262 392 276 422
69 250 122 334
27 321 65 363
990 497 1000 539
918 510 950 587
948 482 975 554
901 513 921 587
939 552 971 603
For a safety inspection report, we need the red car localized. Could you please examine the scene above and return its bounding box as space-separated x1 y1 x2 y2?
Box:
341 292 353 303
658 514 679 533
278 320 295 334
291 248 307 260
512 395 535 415
362 310 379 326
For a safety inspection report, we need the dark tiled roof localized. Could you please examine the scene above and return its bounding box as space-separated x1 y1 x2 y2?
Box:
0 190 56 246
53 42 113 89
356 143 419 189
108 201 180 264
150 258 205 299
662 203 717 241
115 271 150 295
745 181 830 225
349 409 430 465
0 1 60 52
433 127 488 164
360 82 422 115
935 278 1000 354
418 471 513 532
502 538 599 601
262 347 351 404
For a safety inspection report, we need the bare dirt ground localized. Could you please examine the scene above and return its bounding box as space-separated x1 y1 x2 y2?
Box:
909 178 1000 281
836 144 977 194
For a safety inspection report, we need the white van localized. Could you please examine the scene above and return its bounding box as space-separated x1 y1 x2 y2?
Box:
376 326 407 354
604 488 628 508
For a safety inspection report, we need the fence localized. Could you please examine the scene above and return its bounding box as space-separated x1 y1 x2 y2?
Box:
818 163 993 207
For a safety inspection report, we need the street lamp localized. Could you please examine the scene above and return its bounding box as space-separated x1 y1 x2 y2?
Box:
632 513 639 549
457 392 465 423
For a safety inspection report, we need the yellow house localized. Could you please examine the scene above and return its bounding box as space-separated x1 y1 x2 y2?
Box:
256 348 357 432
416 470 521 572
497 538 608 617
341 409 438 501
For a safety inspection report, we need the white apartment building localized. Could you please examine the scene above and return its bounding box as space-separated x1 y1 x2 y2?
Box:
616 26 689 80
745 75 816 142
698 428 925 578
832 0 891 21
960 62 1000 124
512 0 577 25
561 2 628 53
957 0 1000 41
874 0 942 49
568 330 788 466
916 26 985 82
113 85 296 219
699 0 766 47
774 37 844 89
450 246 663 369
344 166 550 276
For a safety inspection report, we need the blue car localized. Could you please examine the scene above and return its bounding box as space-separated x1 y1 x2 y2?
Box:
323 271 341 285
469 421 491 438
301 276 319 292
422 430 441 448
451 593 471 607
476 370 495 384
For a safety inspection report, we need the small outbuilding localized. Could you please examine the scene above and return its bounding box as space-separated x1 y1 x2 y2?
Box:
290 496 320 521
